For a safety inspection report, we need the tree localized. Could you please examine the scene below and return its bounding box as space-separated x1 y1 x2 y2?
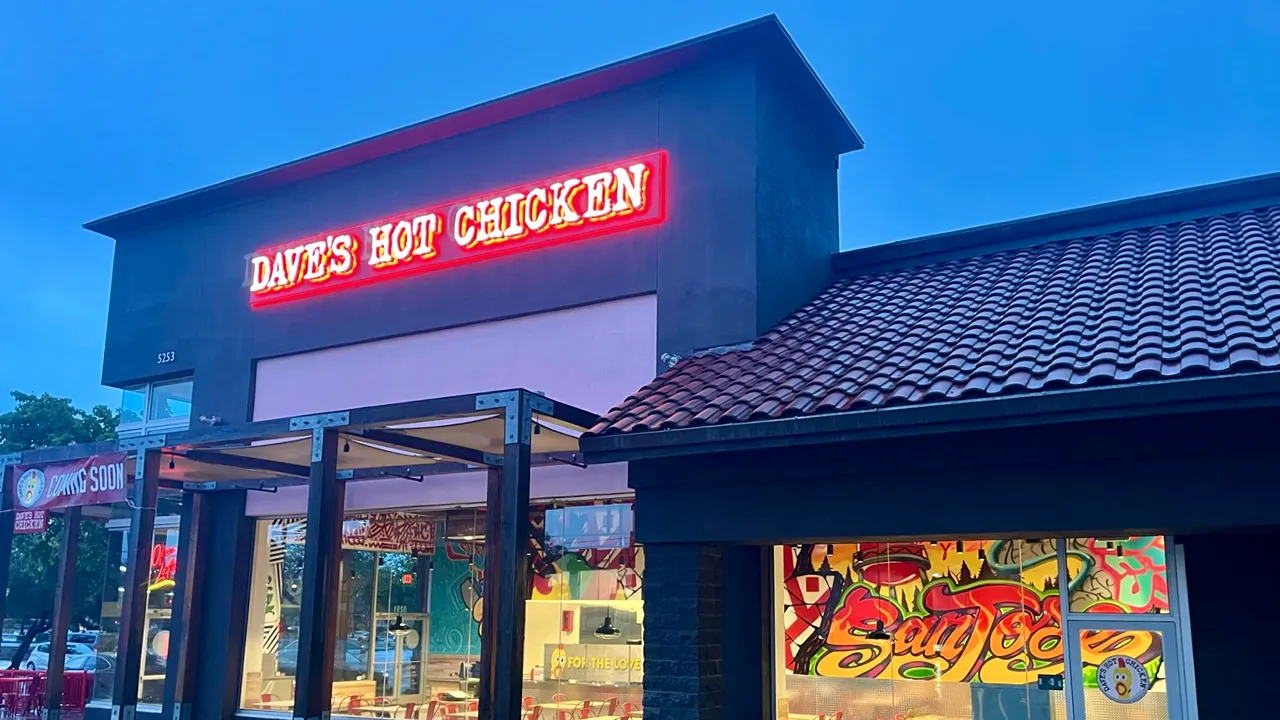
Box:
1 391 119 667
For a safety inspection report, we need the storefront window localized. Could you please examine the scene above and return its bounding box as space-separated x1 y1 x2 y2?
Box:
241 509 472 716
522 503 643 719
239 502 643 719
773 539 1171 720
93 522 181 707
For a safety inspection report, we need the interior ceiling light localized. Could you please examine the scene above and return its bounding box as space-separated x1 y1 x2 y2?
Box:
818 544 833 573
594 614 621 640
388 614 411 636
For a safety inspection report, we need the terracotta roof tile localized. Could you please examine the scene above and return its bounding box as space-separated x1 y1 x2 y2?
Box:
589 205 1280 436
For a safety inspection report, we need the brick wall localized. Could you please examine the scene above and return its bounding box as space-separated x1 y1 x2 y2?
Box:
642 543 724 720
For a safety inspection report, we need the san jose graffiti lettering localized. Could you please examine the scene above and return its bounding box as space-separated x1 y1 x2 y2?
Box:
784 540 1168 685
808 579 1158 684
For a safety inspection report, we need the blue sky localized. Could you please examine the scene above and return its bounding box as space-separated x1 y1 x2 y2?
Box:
1 1 1277 412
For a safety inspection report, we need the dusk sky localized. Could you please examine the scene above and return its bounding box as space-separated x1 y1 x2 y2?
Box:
2 1 1277 413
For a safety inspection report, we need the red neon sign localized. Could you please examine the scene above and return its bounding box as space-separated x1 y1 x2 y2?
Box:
247 151 667 307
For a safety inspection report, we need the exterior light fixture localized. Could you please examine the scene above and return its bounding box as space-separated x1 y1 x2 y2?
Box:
867 620 891 641
168 457 176 470
343 440 351 453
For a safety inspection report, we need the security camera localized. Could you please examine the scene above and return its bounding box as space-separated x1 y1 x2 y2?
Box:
198 415 223 426
660 352 682 368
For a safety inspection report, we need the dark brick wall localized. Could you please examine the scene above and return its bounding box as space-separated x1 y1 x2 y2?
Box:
642 543 724 720
1182 530 1280 719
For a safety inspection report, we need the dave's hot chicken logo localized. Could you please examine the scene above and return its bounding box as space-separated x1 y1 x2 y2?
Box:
15 468 46 508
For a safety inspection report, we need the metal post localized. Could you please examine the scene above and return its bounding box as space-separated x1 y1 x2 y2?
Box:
293 427 345 720
43 506 82 720
164 492 207 720
113 448 161 720
0 459 17 632
478 392 533 720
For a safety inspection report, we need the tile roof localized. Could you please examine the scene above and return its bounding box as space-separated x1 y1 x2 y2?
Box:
589 204 1280 436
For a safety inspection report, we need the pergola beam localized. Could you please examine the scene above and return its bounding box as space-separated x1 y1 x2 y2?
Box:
181 448 311 478
352 428 496 466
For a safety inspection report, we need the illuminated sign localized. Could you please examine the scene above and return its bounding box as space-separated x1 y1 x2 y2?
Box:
247 151 666 307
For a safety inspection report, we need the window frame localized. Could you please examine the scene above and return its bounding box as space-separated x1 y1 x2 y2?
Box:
117 378 194 438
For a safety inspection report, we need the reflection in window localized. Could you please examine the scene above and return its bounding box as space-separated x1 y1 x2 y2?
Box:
93 524 180 707
148 380 193 421
120 387 146 425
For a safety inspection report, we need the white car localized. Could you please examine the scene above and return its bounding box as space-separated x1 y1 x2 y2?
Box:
24 642 94 671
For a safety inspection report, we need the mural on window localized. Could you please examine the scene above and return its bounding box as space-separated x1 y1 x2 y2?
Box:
781 538 1167 686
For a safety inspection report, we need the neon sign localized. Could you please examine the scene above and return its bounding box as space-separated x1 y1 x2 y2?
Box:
247 151 667 307
149 543 178 592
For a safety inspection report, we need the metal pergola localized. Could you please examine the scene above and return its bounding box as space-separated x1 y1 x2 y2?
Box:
0 388 598 720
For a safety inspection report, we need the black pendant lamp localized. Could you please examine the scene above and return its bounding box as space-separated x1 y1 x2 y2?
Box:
867 620 891 641
388 614 411 636
594 614 621 639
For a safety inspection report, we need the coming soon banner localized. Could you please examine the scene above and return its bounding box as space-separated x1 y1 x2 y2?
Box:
11 452 130 532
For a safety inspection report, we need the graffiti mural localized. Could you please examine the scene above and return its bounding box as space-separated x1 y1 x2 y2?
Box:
782 539 1167 686
530 506 643 602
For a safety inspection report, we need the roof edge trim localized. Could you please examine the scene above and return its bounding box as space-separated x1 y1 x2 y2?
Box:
835 170 1280 276
580 370 1280 464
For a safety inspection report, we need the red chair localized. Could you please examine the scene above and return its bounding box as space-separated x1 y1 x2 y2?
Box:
577 700 593 719
552 694 568 703
421 700 440 720
604 698 618 716
523 697 535 711
524 707 543 720
400 702 418 719
621 702 636 720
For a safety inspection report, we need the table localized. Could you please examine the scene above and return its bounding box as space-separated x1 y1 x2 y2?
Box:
536 702 585 711
788 714 821 720
259 700 297 709
351 704 407 718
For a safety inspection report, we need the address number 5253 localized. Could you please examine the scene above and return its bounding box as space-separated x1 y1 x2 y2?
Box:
157 351 176 364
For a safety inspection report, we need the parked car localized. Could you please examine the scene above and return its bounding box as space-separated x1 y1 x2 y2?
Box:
66 652 114 673
24 642 95 670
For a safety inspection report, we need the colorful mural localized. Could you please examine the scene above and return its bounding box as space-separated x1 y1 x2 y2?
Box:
428 505 644 654
781 539 1167 686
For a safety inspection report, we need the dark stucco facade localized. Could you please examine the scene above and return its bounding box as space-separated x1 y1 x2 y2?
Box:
79 17 860 720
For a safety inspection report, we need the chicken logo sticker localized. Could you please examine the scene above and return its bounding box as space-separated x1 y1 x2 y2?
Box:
15 469 45 509
549 644 568 680
1096 655 1151 704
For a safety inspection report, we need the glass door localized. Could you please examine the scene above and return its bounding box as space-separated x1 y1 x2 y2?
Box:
1064 618 1182 720
373 613 428 700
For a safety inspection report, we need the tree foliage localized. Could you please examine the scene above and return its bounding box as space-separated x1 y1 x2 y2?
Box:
1 391 120 663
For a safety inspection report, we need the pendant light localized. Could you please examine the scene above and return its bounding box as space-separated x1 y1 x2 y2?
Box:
865 542 892 641
594 615 621 639
388 614 411 636
594 550 628 639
